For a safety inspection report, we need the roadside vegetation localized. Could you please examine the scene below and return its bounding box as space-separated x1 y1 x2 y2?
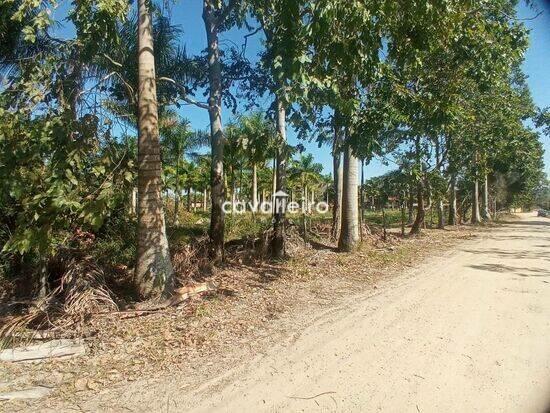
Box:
0 0 549 357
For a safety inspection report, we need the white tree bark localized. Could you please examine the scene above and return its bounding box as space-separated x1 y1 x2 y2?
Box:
338 143 359 251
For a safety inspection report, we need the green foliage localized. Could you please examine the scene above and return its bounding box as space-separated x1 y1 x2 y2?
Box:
0 0 547 299
0 107 136 257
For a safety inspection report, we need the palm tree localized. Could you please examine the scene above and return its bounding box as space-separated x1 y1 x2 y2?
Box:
193 155 211 212
134 0 173 298
161 114 207 222
99 9 193 120
288 154 324 208
224 122 246 208
202 0 241 262
239 113 276 208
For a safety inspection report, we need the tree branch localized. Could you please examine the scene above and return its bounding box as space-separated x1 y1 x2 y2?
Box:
103 54 123 68
77 72 117 99
157 77 209 110
216 0 238 27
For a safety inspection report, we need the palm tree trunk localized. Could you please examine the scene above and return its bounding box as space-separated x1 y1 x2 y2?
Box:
174 145 181 225
272 96 287 259
203 190 208 212
252 163 258 207
203 0 225 261
174 191 180 224
135 0 173 298
338 142 359 251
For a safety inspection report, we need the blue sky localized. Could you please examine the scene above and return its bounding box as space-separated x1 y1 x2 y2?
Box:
518 0 550 174
53 0 550 177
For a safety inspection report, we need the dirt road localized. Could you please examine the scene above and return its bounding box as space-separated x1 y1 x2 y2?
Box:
178 213 549 412
56 214 550 412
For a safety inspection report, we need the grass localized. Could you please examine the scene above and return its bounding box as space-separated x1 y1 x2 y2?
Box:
166 209 408 246
362 209 403 227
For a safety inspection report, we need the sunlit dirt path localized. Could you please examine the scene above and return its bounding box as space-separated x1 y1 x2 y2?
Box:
182 213 550 412
55 213 550 413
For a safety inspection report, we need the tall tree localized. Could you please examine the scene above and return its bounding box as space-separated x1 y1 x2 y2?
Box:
201 0 246 260
134 0 173 297
338 142 359 251
331 124 344 239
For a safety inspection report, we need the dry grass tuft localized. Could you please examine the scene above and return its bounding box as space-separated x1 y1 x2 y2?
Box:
0 250 117 347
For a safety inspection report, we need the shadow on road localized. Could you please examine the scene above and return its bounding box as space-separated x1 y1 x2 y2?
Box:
461 248 550 262
469 263 549 278
499 219 550 227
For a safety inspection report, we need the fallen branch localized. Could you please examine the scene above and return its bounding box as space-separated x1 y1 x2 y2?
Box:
287 391 336 400
134 282 218 312
0 339 85 363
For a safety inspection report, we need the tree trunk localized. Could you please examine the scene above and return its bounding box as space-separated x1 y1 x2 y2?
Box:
359 158 365 240
174 144 181 225
331 132 343 239
437 199 444 229
462 202 470 224
174 191 180 225
131 187 138 215
38 259 48 299
400 201 406 236
435 137 444 229
203 190 208 212
382 207 387 241
252 163 258 208
448 174 457 225
271 97 287 259
203 1 225 261
271 157 277 212
407 186 414 225
410 181 425 235
187 187 192 211
135 0 173 298
471 179 481 224
302 183 308 241
239 167 244 201
338 142 359 251
410 136 425 235
481 173 491 221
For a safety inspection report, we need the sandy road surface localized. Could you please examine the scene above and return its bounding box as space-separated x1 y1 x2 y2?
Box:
181 214 550 412
57 214 550 413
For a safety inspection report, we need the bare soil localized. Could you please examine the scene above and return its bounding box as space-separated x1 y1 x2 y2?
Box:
3 214 548 412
